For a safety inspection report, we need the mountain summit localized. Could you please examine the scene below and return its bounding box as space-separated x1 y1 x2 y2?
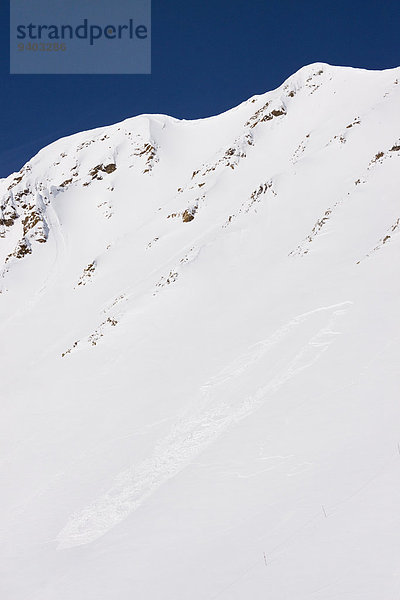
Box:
1 63 400 599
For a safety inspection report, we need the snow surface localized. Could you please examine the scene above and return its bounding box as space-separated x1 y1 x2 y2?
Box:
1 62 400 599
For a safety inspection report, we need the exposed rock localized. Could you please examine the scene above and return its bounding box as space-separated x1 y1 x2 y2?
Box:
182 210 195 223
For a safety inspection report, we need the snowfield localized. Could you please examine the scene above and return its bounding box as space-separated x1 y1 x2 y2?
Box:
1 63 400 599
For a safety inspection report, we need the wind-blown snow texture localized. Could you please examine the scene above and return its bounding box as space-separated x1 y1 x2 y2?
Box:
1 63 400 599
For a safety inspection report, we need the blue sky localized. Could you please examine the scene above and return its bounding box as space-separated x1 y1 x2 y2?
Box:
1 0 399 178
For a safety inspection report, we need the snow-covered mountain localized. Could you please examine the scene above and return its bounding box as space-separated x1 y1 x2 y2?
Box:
1 63 400 599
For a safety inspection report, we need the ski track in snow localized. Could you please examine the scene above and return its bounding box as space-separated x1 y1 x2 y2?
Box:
57 301 352 549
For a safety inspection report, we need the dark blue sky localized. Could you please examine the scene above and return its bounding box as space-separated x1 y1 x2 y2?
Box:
1 0 399 178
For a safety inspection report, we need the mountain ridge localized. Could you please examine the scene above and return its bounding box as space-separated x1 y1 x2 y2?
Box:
1 62 400 599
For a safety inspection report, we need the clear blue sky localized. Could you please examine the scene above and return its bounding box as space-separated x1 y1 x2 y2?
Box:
1 0 399 178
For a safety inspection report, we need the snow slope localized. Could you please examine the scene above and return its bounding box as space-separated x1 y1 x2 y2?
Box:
1 62 400 599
